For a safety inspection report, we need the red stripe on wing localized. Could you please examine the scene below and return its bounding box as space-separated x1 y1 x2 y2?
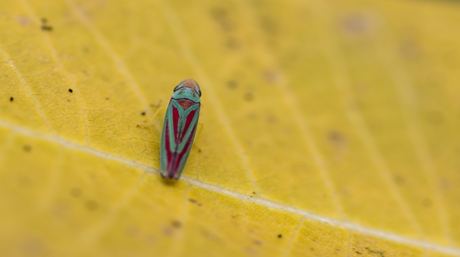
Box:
180 109 197 141
171 126 196 173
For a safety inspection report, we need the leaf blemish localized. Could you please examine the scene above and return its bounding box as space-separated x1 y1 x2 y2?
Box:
141 111 146 116
253 239 262 245
394 175 405 185
328 131 346 147
244 92 254 102
23 145 31 152
227 80 238 89
68 89 73 93
86 200 98 211
422 198 432 207
41 18 53 31
188 198 202 206
70 187 82 198
9 97 13 102
277 234 282 238
267 115 277 123
172 220 182 228
210 7 233 32
365 247 385 257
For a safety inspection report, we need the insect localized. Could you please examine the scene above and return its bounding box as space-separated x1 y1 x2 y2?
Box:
160 79 201 180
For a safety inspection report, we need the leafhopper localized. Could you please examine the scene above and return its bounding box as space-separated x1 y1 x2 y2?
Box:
160 79 201 179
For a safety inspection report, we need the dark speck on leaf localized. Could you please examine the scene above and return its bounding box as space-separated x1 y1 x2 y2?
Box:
68 89 73 93
86 200 98 211
41 25 53 31
329 131 346 147
210 7 227 19
227 80 238 89
278 234 282 238
365 247 385 257
70 187 82 197
244 92 254 102
267 115 277 124
394 175 405 185
141 111 146 116
188 198 202 206
10 97 13 102
226 38 240 49
105 97 109 100
41 18 52 31
172 220 182 228
23 145 31 152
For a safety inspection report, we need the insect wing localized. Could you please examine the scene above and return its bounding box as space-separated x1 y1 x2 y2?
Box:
160 99 200 179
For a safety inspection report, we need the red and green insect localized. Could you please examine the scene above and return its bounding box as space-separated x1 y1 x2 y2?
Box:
160 79 201 180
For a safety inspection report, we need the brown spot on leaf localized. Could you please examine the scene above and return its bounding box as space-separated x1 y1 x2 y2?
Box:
244 92 254 102
20 237 46 256
253 239 262 245
264 70 281 83
125 226 140 237
23 145 31 152
227 80 238 89
15 16 31 26
188 198 202 206
41 18 53 31
400 40 421 60
70 187 82 197
172 220 182 228
394 175 405 185
329 131 346 147
86 200 98 211
422 198 432 207
341 12 378 39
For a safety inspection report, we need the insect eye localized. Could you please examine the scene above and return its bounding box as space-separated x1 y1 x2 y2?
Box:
194 85 201 97
173 84 184 92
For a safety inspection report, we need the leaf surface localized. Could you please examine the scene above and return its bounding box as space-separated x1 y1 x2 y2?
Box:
0 0 459 256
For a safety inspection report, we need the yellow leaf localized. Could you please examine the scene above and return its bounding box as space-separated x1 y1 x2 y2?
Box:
0 0 459 256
